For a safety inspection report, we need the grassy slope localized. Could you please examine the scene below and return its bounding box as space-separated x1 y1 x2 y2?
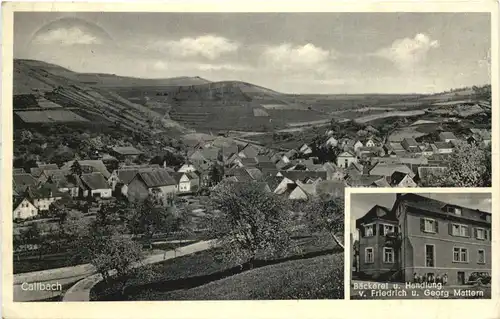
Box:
143 253 344 300
92 233 341 300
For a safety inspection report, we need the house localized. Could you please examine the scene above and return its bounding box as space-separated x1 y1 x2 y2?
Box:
255 155 272 163
225 167 263 183
439 132 458 143
433 142 453 154
299 143 313 155
368 162 414 178
49 174 80 198
61 160 111 179
353 140 364 152
108 168 149 196
420 145 434 157
79 172 113 199
357 147 381 159
110 146 143 160
177 163 197 173
172 172 200 193
265 176 285 193
284 149 298 161
356 193 491 285
325 136 338 148
345 175 388 187
323 162 345 181
468 129 491 146
13 168 25 174
401 138 420 153
346 162 364 177
36 169 70 184
127 169 178 202
37 163 59 171
384 142 406 157
389 171 417 187
225 153 243 167
13 173 38 195
337 151 358 169
23 185 64 212
276 170 327 183
13 197 38 220
221 144 239 161
238 157 258 168
288 181 317 200
189 147 221 165
238 144 259 159
364 137 380 148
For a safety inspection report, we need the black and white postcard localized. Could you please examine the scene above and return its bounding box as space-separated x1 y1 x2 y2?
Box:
1 2 498 319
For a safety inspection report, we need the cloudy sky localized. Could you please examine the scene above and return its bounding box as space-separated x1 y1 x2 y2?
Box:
350 193 492 239
14 12 491 94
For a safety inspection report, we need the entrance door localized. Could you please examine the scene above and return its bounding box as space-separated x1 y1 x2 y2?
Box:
425 245 435 267
457 271 465 285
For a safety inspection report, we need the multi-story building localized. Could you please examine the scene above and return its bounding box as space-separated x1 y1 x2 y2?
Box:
356 193 491 285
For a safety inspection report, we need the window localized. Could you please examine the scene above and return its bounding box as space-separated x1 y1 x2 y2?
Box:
425 244 435 267
447 206 462 216
424 218 436 233
478 250 485 264
365 224 374 237
453 247 468 263
384 224 395 235
476 228 485 240
451 223 469 237
383 247 394 263
365 247 374 263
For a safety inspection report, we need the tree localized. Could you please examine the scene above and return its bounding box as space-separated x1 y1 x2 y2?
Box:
20 130 33 144
20 222 51 260
421 141 490 187
70 160 83 176
59 211 91 243
206 181 294 268
80 234 143 285
129 197 185 248
208 163 224 186
305 196 345 250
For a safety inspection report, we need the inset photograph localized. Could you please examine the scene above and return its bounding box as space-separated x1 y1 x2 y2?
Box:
350 192 491 299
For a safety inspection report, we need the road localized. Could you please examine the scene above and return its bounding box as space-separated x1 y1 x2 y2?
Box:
13 240 216 302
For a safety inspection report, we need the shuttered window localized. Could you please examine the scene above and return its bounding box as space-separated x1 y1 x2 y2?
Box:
421 218 437 233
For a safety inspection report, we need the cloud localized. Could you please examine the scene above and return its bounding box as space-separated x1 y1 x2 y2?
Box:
149 35 239 60
151 60 251 73
375 33 439 71
33 27 103 46
261 43 333 71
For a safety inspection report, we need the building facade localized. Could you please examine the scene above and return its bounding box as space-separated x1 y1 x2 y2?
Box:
356 193 491 285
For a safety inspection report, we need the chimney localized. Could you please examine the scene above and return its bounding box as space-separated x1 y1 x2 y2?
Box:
163 160 167 169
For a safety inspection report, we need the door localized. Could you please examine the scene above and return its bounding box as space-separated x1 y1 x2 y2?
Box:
457 271 465 285
425 245 435 267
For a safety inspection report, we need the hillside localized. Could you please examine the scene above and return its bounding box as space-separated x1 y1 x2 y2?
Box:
13 59 491 134
13 59 189 135
105 80 328 133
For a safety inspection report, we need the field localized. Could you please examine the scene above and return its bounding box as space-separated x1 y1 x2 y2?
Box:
91 232 343 301
15 110 89 123
354 110 427 124
141 253 344 300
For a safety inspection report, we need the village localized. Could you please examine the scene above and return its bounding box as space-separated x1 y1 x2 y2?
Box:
12 120 491 222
